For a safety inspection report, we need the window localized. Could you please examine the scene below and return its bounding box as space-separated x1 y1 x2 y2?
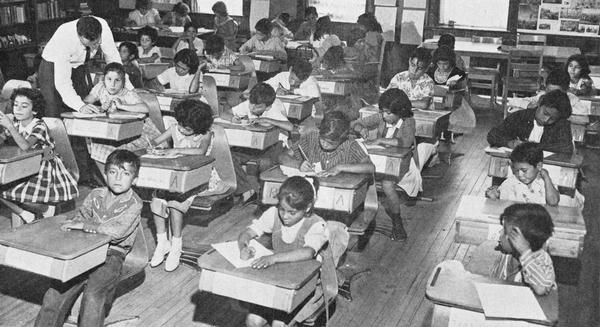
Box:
439 0 510 30
308 0 367 23
195 0 243 16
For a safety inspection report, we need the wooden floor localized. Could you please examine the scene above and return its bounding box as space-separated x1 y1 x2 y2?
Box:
1 101 599 327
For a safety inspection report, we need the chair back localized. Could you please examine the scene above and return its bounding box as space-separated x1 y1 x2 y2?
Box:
238 55 258 91
506 49 543 82
139 63 171 80
209 124 237 194
517 34 547 46
42 118 79 183
137 92 166 133
589 65 600 87
159 47 176 64
202 75 219 116
373 40 387 88
0 80 31 100
119 223 149 280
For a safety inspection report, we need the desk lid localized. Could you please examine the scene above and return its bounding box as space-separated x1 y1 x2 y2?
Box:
413 109 452 119
276 95 319 104
61 112 145 123
198 249 321 290
213 118 277 132
0 147 44 163
260 166 370 189
485 148 583 168
139 151 215 170
367 146 412 158
0 215 110 260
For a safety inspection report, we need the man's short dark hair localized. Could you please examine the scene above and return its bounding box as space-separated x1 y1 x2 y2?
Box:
77 16 102 41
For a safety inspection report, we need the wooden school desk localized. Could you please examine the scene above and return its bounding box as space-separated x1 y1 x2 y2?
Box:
250 55 283 73
198 249 321 313
214 118 280 150
433 85 464 110
454 195 585 258
0 215 111 282
260 166 370 214
61 112 145 141
365 145 412 180
0 146 44 184
315 77 353 96
204 69 251 91
485 147 582 196
136 151 215 194
276 95 319 121
426 261 558 326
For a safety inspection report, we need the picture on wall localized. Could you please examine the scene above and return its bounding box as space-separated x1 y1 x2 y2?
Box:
518 0 600 36
519 4 540 29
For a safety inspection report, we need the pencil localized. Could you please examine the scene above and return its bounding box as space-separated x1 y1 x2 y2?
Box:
297 145 313 170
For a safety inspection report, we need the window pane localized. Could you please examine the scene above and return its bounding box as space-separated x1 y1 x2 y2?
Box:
439 0 509 30
308 0 367 23
194 0 243 16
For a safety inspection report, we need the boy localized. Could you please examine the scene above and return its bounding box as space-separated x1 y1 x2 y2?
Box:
222 83 293 201
265 59 320 99
487 89 573 154
239 18 287 61
203 34 244 71
172 22 204 57
496 203 556 295
486 142 560 206
35 149 143 327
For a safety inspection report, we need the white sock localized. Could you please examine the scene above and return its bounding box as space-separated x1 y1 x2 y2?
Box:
42 205 56 218
171 237 182 251
20 210 35 223
157 232 168 244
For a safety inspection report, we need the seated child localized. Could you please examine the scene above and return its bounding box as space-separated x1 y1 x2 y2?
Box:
496 203 556 295
212 1 239 51
387 47 435 110
118 41 143 89
294 6 318 41
0 88 78 222
84 62 162 164
162 2 191 27
221 83 292 201
203 34 244 71
172 22 204 57
437 33 466 71
239 18 287 61
565 54 595 96
311 16 341 59
487 89 573 154
271 13 293 43
137 26 161 64
315 46 357 78
155 49 202 93
34 149 143 326
149 100 227 272
265 59 320 99
126 0 161 27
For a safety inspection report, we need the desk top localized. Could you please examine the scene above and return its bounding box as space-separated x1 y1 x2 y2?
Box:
0 146 44 163
0 215 111 260
485 148 583 168
367 145 412 158
314 75 356 82
144 89 203 100
260 166 370 189
198 249 321 290
276 95 319 104
214 118 277 132
206 69 252 77
413 109 452 120
139 151 215 171
426 261 558 325
61 112 145 124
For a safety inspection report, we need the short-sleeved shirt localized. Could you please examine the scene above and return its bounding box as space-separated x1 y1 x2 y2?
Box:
138 46 161 63
128 8 160 26
387 71 435 101
293 130 369 170
265 72 321 99
157 67 194 92
311 34 342 58
231 99 288 121
248 206 328 253
206 47 239 70
239 36 287 60
498 173 547 204
89 82 142 108
175 37 204 57
162 12 191 27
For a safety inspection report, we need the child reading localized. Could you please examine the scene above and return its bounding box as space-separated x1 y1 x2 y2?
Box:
137 26 161 64
34 149 143 326
212 1 238 51
496 203 556 295
172 22 204 57
0 88 78 223
437 33 466 70
487 89 573 154
387 47 435 110
155 49 202 93
126 0 161 27
203 34 244 71
118 41 143 89
565 54 595 96
150 100 227 272
239 18 287 61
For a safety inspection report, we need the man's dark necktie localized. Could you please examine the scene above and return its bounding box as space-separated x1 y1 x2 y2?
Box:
84 46 93 88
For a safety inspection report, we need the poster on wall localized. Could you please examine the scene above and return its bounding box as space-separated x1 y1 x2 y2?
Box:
518 0 600 36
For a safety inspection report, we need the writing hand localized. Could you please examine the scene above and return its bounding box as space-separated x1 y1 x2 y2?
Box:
0 111 13 129
251 255 276 269
485 186 500 199
299 160 315 172
240 246 256 260
316 165 341 177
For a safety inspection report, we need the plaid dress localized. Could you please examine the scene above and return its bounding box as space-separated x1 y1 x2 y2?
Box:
1 118 78 203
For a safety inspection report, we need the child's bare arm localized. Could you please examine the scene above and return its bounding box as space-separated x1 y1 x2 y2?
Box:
238 227 259 251
250 247 315 269
150 129 173 147
255 117 293 132
317 157 375 177
84 93 99 104
114 99 149 113
540 169 560 206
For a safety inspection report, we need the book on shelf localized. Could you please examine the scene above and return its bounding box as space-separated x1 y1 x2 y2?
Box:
0 4 26 26
36 0 65 21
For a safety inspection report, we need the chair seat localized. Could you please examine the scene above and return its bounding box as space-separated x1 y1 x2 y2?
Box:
190 190 234 211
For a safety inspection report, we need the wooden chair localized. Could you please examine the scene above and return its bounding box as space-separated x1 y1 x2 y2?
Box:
467 36 502 109
137 92 166 133
0 79 31 99
159 47 175 64
517 34 547 46
202 75 219 116
363 40 387 88
139 63 171 80
501 49 543 117
238 54 257 90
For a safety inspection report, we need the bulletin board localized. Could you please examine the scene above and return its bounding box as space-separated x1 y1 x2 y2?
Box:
518 0 600 37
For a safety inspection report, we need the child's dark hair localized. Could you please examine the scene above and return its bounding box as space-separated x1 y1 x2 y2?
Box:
357 13 382 33
410 47 432 67
500 203 554 252
277 176 318 211
319 110 350 142
204 34 225 55
438 33 456 49
291 59 312 81
184 21 198 32
76 16 102 41
212 1 228 16
305 6 317 18
565 54 591 79
174 99 214 135
432 45 456 68
545 69 570 90
313 16 332 41
510 142 543 167
135 0 152 10
322 46 345 69
11 88 46 118
278 13 290 25
378 89 413 118
255 18 273 35
539 89 572 120
105 149 141 177
138 26 158 44
174 48 199 74
103 62 126 80
249 83 276 107
119 41 139 60
173 2 190 16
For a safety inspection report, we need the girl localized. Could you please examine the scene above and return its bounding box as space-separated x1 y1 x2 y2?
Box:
387 47 435 110
212 1 238 51
565 54 595 96
316 46 357 77
239 18 287 61
311 16 341 59
119 41 143 89
149 99 227 272
346 13 383 65
203 34 244 71
162 2 191 27
0 88 78 223
137 26 161 64
126 0 161 27
154 49 202 93
351 89 414 240
238 176 335 327
294 6 318 41
172 22 204 57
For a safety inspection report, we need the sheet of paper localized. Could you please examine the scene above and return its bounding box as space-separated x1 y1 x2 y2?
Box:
474 283 547 321
208 68 231 74
168 26 184 33
141 153 183 159
446 74 462 84
109 112 146 120
277 94 302 100
211 240 273 268
280 165 316 177
254 54 274 60
72 112 105 118
542 151 553 158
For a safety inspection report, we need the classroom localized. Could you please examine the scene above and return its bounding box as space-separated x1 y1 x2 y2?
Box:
0 0 599 326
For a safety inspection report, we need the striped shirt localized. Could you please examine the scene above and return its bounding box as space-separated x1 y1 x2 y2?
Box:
292 131 369 170
519 248 556 295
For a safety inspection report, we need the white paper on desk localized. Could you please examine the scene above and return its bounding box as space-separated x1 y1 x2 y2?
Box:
168 26 184 33
212 240 273 268
355 138 385 150
141 153 183 159
197 28 215 35
474 283 547 321
209 68 231 74
277 94 302 100
254 54 274 60
448 308 534 327
508 97 532 109
109 112 146 120
446 75 462 85
542 151 553 158
280 165 317 177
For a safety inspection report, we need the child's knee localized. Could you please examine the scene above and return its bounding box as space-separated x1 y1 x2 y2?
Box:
245 313 268 327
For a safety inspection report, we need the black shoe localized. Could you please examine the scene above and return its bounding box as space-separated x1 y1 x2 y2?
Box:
391 225 408 242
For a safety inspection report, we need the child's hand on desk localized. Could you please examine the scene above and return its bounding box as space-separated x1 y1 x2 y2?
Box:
110 98 123 111
508 226 531 256
240 246 256 260
60 220 84 231
485 185 500 199
253 117 272 127
251 255 276 269
80 104 101 114
316 165 341 177
299 160 315 172
507 139 524 149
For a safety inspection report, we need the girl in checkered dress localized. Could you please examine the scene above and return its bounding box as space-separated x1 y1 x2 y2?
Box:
0 88 78 222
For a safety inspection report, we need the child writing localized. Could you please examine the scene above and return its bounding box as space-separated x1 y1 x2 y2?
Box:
172 22 204 57
0 88 78 223
119 41 143 89
496 203 556 295
34 149 143 326
311 16 342 59
265 59 320 99
212 1 238 51
162 2 191 27
565 54 595 96
315 46 357 78
239 18 287 61
126 0 161 27
203 34 244 71
154 48 202 93
238 176 333 327
149 99 227 272
137 26 161 64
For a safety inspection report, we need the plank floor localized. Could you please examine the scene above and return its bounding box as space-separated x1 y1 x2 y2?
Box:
1 101 599 327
